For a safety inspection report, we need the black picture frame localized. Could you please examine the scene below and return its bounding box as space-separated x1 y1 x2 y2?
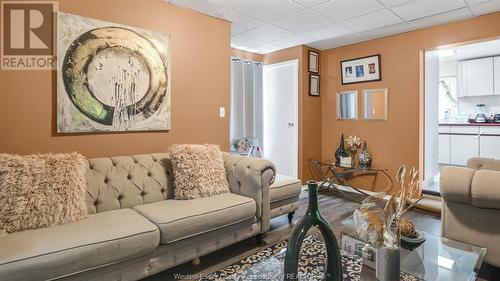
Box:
309 50 319 73
340 54 381 85
309 74 320 97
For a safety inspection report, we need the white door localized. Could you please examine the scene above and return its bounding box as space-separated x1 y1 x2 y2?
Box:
263 60 299 178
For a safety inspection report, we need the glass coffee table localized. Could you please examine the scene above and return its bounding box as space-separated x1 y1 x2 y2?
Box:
202 218 487 281
339 217 487 281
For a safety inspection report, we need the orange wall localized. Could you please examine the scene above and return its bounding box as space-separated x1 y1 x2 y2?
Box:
231 48 263 62
263 46 322 183
0 0 231 158
321 12 500 193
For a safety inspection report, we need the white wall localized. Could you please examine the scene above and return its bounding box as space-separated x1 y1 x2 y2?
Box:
458 95 500 116
425 52 440 183
440 59 457 77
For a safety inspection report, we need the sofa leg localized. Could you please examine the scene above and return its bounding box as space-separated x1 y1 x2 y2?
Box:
288 211 295 223
192 257 200 265
256 234 264 245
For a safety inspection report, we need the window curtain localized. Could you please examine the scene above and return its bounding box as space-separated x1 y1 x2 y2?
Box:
230 58 263 150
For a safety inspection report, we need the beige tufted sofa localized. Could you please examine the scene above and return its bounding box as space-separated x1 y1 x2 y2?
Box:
0 152 276 281
440 157 500 268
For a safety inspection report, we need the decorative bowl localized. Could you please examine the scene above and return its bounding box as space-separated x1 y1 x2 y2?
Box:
401 230 426 251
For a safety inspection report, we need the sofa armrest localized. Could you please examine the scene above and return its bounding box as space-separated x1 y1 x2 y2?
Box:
221 152 276 233
440 166 475 204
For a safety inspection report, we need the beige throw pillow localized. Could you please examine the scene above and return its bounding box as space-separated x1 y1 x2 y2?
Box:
0 153 89 236
169 144 230 200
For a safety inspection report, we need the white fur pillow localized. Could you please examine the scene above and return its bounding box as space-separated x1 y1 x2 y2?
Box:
169 144 230 200
0 153 89 236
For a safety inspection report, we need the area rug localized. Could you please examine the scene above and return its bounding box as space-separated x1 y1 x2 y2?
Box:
200 234 419 281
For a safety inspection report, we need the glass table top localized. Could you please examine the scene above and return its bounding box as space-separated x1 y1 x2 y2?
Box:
339 217 487 281
201 219 486 281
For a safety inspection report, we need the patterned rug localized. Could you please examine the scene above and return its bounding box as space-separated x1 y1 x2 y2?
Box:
200 234 418 281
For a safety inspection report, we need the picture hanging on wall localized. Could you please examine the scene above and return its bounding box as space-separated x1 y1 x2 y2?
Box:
57 12 171 133
309 74 320 97
308 50 319 73
340 54 381 85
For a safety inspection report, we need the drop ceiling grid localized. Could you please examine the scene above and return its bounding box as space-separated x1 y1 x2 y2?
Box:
166 0 500 53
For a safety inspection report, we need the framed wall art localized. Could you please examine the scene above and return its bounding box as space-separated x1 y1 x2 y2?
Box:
308 50 319 73
309 74 320 97
57 12 171 133
341 54 381 85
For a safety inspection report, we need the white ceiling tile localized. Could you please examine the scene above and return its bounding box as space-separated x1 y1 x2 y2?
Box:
379 0 467 21
231 35 263 49
234 0 304 22
342 9 403 32
170 0 228 17
220 11 266 34
291 0 331 8
361 22 416 39
252 43 283 54
239 24 295 42
466 0 500 15
305 23 355 40
207 0 247 9
312 0 385 21
272 34 315 48
307 32 370 49
409 7 473 29
274 10 334 33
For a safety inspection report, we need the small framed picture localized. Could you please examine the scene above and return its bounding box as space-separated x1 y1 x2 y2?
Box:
309 74 320 97
309 50 319 73
341 54 381 85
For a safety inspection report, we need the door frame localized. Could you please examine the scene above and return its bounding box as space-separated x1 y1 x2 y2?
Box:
262 59 299 178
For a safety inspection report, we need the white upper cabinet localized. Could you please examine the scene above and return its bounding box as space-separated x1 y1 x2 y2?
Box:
495 56 500 95
461 57 494 97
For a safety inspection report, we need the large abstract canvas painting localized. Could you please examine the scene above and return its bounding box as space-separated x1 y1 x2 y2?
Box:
57 13 171 133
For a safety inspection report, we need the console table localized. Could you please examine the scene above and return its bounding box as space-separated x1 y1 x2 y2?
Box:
309 160 393 202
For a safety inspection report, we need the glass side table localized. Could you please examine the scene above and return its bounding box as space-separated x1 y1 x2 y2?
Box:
310 160 393 202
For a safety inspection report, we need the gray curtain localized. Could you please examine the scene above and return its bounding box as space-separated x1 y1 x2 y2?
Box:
230 58 263 150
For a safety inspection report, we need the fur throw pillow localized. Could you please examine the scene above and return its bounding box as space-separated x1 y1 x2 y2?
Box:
169 144 230 200
0 153 89 236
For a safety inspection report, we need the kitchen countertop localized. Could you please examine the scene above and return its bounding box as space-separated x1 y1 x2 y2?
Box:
439 122 500 126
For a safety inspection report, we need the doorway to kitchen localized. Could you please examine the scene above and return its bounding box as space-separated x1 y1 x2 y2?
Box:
423 38 500 194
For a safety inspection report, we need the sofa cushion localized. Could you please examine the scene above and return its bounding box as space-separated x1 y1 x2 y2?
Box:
169 144 230 200
134 193 256 244
0 209 159 281
0 153 88 236
270 174 302 203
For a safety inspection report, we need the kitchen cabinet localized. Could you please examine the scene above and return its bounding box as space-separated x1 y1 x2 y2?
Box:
439 134 451 164
461 57 494 96
495 56 500 95
450 135 479 166
480 136 500 159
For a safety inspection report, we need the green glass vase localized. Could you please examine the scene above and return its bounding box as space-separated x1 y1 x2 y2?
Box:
284 181 343 281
